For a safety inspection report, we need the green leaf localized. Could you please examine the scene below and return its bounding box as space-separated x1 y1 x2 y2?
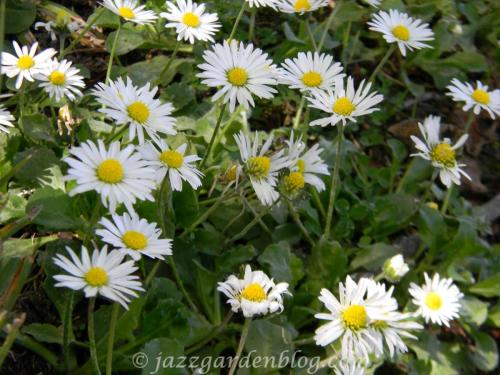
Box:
1 235 58 258
461 296 488 326
470 331 498 371
23 323 63 344
469 274 500 297
18 114 57 145
350 243 398 272
172 186 199 227
416 206 448 250
487 303 500 327
140 338 187 375
258 242 294 284
215 244 256 275
13 147 61 187
5 0 36 34
308 239 347 289
106 28 144 56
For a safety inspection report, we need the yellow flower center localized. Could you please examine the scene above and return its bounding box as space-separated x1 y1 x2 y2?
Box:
17 55 34 70
97 159 124 183
182 12 200 27
159 150 184 169
49 71 66 86
241 283 267 302
127 101 150 124
225 165 238 182
118 7 135 19
425 292 442 311
84 267 109 287
56 10 70 26
284 172 305 193
297 159 306 173
431 143 456 168
342 304 368 331
333 97 356 116
302 71 322 87
122 230 148 250
471 89 490 105
248 156 271 179
426 202 439 210
392 25 410 41
294 0 311 12
227 67 248 87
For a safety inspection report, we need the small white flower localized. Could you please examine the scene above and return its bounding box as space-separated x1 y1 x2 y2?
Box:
0 105 15 133
278 51 344 93
139 139 203 191
383 254 409 282
34 21 57 41
93 77 176 144
36 59 85 102
246 0 278 9
160 0 221 44
63 139 156 213
101 0 158 24
96 212 172 261
197 40 278 112
307 76 383 127
0 41 56 89
217 264 290 317
368 9 434 56
277 0 329 14
409 273 463 327
334 361 365 375
234 131 292 206
446 79 500 119
53 245 144 309
410 115 471 188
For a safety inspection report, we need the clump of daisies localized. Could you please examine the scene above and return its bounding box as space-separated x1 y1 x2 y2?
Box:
447 79 500 119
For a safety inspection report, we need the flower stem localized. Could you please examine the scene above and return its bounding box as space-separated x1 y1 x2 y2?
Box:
63 291 74 372
293 96 306 130
228 318 252 375
305 19 317 50
105 303 120 375
368 44 396 83
286 198 315 246
88 297 101 375
464 111 475 135
105 21 121 84
441 185 453 214
62 8 104 58
159 40 181 82
324 124 344 239
169 258 201 314
248 8 256 42
200 102 227 169
229 1 247 41
395 157 416 193
318 1 342 51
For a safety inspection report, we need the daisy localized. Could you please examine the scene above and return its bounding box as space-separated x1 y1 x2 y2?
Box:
278 51 344 92
93 77 176 144
101 0 158 25
0 41 56 89
446 79 500 119
410 115 471 188
334 361 365 375
382 254 409 282
96 212 172 261
53 245 144 309
160 0 220 44
234 131 292 206
138 139 203 191
246 0 278 9
63 139 156 213
307 76 383 127
368 9 434 56
35 59 85 102
409 273 463 326
217 264 290 318
197 40 278 112
0 105 15 133
277 0 328 14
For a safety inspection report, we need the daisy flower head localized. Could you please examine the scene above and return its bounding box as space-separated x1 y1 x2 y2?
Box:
307 76 383 127
278 51 344 93
217 264 291 317
0 105 15 133
36 59 85 102
96 212 172 261
446 79 500 119
334 361 365 375
63 139 156 213
409 273 463 326
368 9 434 56
234 131 292 206
160 0 221 44
101 0 158 25
382 254 409 282
93 77 176 144
277 0 329 14
0 41 56 89
246 0 278 9
138 139 203 191
53 245 144 309
197 40 278 112
410 115 471 188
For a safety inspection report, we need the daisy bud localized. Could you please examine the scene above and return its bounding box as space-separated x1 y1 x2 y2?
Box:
383 254 409 282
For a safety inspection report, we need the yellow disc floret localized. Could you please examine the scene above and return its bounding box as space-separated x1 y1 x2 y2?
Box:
425 292 442 311
431 143 456 168
294 0 311 12
127 102 150 124
17 55 34 70
302 71 322 87
392 25 410 41
333 97 356 116
118 7 135 19
241 283 267 302
49 71 66 86
284 172 305 194
342 304 368 331
227 67 248 86
122 230 148 250
160 150 184 169
97 159 124 183
247 156 271 179
471 89 490 105
182 12 200 27
84 267 109 287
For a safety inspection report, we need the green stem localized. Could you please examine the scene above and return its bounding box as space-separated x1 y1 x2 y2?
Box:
323 125 344 239
200 102 227 169
145 260 162 286
85 199 102 247
395 157 416 193
318 1 342 51
63 291 74 373
305 19 317 51
159 40 181 82
88 297 101 375
440 185 453 214
105 22 121 84
12 333 61 370
105 303 120 375
310 188 326 218
228 202 274 243
62 8 104 58
169 258 201 315
286 199 315 246
227 318 251 375
0 315 24 368
368 45 396 83
228 1 247 41
463 111 475 135
292 96 306 130
248 8 256 42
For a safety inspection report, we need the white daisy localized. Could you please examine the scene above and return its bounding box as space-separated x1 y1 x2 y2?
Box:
0 105 15 133
93 77 176 144
246 0 278 9
160 0 220 44
368 9 434 56
410 115 471 188
307 76 383 127
409 273 463 327
63 139 156 213
382 254 409 282
35 59 85 102
197 40 278 112
234 131 292 206
446 79 500 119
138 139 203 191
278 51 344 92
0 41 56 89
217 264 290 318
101 0 158 25
334 361 365 375
277 0 328 14
53 245 144 309
96 212 172 261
